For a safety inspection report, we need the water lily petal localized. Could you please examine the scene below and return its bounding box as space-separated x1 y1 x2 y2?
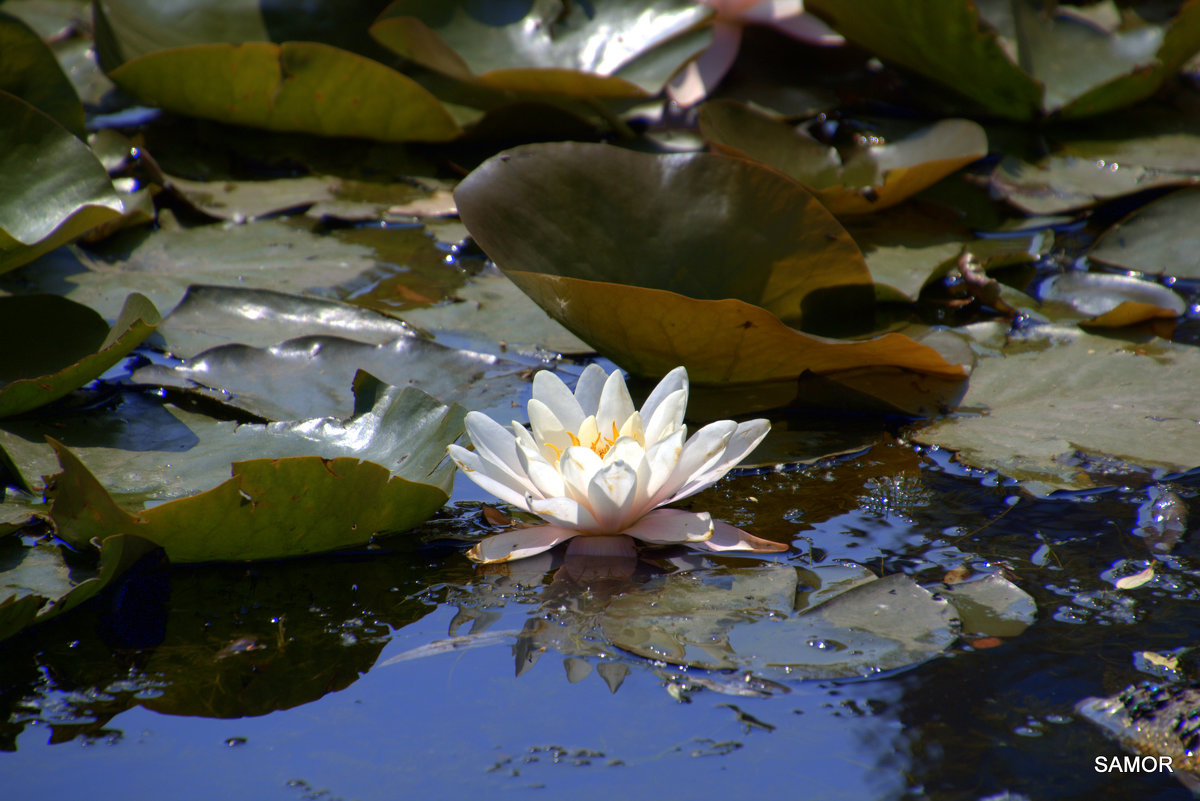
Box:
511 421 539 453
734 0 804 22
769 12 844 45
532 369 585 431
624 508 714 544
467 525 580 563
644 388 687 445
667 21 742 107
573 363 608 416
447 444 534 510
529 495 601 531
644 428 686 503
528 398 572 458
560 444 605 506
618 411 645 446
517 446 565 498
689 519 788 553
640 366 687 430
668 419 770 502
463 411 534 489
595 370 636 437
652 420 737 502
587 460 641 532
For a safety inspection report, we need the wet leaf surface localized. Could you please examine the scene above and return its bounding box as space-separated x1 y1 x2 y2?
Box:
0 9 84 137
909 324 1200 493
1090 187 1200 278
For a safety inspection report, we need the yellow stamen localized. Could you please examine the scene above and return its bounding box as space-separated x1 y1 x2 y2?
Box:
547 442 563 460
567 431 581 447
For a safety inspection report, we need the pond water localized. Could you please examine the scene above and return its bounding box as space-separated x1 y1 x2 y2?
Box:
3 430 1197 801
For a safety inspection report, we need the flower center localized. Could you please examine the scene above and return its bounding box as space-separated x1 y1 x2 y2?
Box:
548 420 621 461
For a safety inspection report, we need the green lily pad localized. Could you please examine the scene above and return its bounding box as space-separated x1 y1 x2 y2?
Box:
1090 187 1200 279
909 324 1200 494
47 378 465 562
990 154 1199 216
601 565 959 679
0 93 125 274
109 41 461 142
843 206 971 301
455 142 965 409
0 10 84 137
699 102 987 216
0 293 160 418
371 0 712 97
0 532 160 643
1037 271 1184 327
805 0 1200 120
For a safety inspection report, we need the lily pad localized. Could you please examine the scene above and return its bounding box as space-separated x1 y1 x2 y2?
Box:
601 564 959 679
699 102 987 215
909 324 1200 493
0 10 85 137
0 293 160 418
47 378 466 562
399 268 591 355
0 532 160 643
454 143 966 405
0 93 125 274
371 0 713 97
805 0 1200 120
109 42 461 142
2 213 436 325
131 332 532 422
155 285 421 359
1090 187 1200 279
990 154 1198 216
939 573 1036 638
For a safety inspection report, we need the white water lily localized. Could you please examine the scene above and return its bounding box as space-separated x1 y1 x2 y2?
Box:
448 365 787 563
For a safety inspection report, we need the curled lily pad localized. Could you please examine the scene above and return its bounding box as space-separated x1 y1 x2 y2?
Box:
47 379 465 562
0 533 160 643
455 143 966 409
1037 271 1184 327
0 293 160 418
371 0 713 97
0 94 125 274
109 42 461 142
990 154 1197 216
0 10 84 137
1090 187 1200 279
909 324 1200 494
700 102 987 215
600 564 959 679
